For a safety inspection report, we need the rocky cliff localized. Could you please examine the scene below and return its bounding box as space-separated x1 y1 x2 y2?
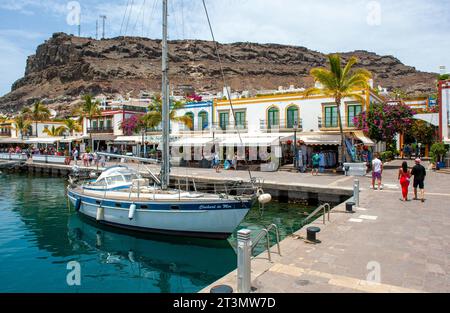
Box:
0 32 438 113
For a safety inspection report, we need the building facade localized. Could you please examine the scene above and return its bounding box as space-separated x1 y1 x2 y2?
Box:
439 80 450 143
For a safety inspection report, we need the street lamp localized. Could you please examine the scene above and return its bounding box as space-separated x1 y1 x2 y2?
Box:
293 120 298 170
141 127 147 158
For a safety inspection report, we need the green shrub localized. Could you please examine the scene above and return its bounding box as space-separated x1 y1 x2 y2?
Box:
380 151 394 162
430 142 448 163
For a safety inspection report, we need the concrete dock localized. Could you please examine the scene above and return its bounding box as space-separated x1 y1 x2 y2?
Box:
200 160 450 293
20 160 354 203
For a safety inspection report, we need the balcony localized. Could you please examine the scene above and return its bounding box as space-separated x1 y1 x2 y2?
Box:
87 127 114 134
178 122 248 133
259 119 303 132
0 130 11 137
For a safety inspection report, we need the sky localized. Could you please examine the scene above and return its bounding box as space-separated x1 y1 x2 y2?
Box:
0 0 449 96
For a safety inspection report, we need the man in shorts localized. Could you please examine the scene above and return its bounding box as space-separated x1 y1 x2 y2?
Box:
372 153 383 190
311 152 320 176
411 158 426 202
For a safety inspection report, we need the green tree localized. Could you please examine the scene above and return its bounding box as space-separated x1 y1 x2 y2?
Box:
77 95 101 150
63 118 82 136
22 101 51 138
305 54 372 166
407 120 436 145
13 114 32 139
43 125 66 137
142 95 193 130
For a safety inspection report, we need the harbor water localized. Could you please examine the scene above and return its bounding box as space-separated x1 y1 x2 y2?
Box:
0 172 314 293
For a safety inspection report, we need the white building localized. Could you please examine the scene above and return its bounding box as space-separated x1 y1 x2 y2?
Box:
439 80 450 143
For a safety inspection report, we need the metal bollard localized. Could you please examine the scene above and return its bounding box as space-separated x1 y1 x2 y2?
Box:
353 179 360 207
237 229 252 293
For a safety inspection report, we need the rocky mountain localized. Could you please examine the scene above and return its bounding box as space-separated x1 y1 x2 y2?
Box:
0 32 438 113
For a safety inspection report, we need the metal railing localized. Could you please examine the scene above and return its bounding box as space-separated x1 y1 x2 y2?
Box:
87 127 114 134
303 203 331 226
251 224 281 262
259 119 303 131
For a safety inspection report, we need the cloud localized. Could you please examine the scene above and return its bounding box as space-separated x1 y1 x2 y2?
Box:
0 0 449 97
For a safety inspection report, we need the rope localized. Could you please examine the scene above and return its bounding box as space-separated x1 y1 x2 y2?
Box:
119 0 131 36
201 0 253 182
124 0 135 35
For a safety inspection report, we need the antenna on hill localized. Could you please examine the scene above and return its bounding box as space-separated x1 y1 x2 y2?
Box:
96 19 98 39
100 15 107 39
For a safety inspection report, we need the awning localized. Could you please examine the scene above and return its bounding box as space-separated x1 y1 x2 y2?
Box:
114 136 142 144
59 136 87 143
91 134 117 141
25 137 60 144
352 131 375 146
220 135 281 147
0 138 24 144
171 137 218 147
282 133 341 146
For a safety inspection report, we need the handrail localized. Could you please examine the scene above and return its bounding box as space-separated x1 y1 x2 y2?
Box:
251 224 282 262
143 165 161 185
304 203 331 225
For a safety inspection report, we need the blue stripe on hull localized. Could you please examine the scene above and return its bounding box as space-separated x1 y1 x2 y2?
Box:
67 189 254 211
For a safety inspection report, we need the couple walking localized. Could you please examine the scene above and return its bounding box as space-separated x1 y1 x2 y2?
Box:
398 159 426 202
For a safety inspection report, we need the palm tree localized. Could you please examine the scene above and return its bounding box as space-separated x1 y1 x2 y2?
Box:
43 125 66 137
22 101 51 138
13 114 32 139
77 94 101 150
305 54 372 167
63 118 82 136
142 95 193 130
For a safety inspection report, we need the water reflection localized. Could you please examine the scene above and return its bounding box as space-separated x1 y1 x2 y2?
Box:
67 216 236 292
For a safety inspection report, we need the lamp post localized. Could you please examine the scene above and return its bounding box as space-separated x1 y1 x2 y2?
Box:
141 127 146 158
293 121 298 170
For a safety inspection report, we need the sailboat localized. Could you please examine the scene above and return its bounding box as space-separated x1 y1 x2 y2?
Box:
67 0 271 239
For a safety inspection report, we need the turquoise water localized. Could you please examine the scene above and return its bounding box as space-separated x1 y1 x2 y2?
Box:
0 172 313 293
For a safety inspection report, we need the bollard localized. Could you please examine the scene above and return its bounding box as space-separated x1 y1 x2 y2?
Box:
346 201 355 213
237 229 252 293
210 285 233 293
353 179 360 207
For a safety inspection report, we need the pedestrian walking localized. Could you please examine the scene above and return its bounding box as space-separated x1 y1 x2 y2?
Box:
372 153 383 190
411 158 426 203
311 151 320 176
398 161 411 201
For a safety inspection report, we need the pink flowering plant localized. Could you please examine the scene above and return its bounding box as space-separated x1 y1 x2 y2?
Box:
120 115 139 136
186 93 203 102
353 103 415 143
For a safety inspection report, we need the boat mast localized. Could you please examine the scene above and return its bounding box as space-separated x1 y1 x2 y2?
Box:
161 0 170 190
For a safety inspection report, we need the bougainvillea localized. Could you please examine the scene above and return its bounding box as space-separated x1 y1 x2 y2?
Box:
120 115 139 136
353 103 416 143
186 93 203 102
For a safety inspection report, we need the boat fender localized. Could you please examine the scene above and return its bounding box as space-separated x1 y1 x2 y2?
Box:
96 206 104 221
258 193 272 205
129 203 137 220
75 198 82 212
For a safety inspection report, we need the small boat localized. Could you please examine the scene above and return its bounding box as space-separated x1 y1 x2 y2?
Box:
67 0 271 239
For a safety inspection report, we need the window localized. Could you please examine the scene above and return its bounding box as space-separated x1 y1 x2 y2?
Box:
99 120 105 129
267 107 280 129
185 112 194 131
219 112 229 130
347 104 362 127
106 119 112 129
198 111 209 130
92 120 98 129
324 106 338 128
286 106 299 129
234 111 246 129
